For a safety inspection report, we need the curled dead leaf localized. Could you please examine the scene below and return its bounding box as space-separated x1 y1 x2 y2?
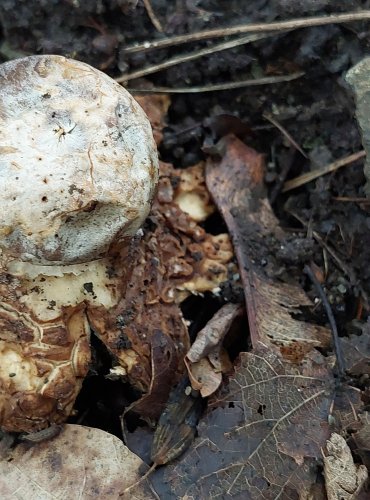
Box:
151 377 204 466
185 303 242 397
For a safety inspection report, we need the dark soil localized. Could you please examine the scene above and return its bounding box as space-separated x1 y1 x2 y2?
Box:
2 0 370 458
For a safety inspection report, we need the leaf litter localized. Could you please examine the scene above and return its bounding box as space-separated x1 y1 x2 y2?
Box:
1 88 370 499
149 134 370 499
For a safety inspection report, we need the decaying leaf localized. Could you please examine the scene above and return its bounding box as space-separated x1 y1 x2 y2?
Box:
323 432 367 500
331 384 364 433
151 136 364 499
162 348 334 498
151 377 204 466
353 412 370 452
0 424 154 499
124 330 178 422
185 303 242 397
205 135 331 356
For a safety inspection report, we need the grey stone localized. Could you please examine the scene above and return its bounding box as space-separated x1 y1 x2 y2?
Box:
346 58 370 196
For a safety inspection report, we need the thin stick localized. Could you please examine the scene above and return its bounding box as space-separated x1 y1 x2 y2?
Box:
282 150 365 192
123 11 370 54
269 147 296 204
263 112 308 158
332 196 370 203
143 0 164 33
116 32 270 82
128 72 304 93
119 463 157 497
304 264 345 378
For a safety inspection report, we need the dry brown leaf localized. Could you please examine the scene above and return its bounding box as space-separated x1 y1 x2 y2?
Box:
148 135 365 499
185 303 242 397
205 134 331 355
187 303 242 363
0 424 154 499
185 356 222 397
161 348 335 499
323 432 368 500
151 377 204 466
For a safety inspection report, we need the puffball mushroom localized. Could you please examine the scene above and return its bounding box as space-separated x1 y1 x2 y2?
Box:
0 55 158 432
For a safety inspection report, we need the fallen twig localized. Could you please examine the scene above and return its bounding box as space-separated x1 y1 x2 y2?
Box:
143 0 164 33
304 264 345 378
119 463 157 497
116 32 271 82
129 72 304 93
332 196 370 204
282 150 365 192
269 147 296 205
123 11 370 53
263 112 308 158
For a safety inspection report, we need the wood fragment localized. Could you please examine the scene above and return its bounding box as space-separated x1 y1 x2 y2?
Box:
143 0 164 33
19 425 62 443
123 11 370 53
282 150 365 192
129 72 304 93
304 265 345 378
263 112 308 158
116 33 270 83
332 196 370 204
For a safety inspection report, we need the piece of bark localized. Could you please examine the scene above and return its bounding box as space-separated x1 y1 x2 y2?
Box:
205 135 331 355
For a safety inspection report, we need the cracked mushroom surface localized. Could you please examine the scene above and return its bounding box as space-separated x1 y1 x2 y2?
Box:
90 161 238 405
0 55 158 432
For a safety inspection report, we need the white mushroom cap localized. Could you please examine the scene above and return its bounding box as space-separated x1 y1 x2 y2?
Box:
0 55 158 265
